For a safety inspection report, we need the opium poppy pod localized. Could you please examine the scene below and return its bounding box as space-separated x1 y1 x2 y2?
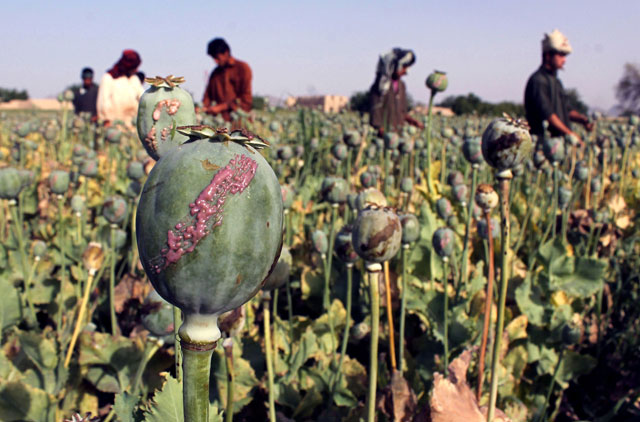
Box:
136 76 196 161
352 206 402 263
49 170 70 195
136 129 283 343
335 225 359 263
432 227 455 258
462 136 484 165
399 213 420 244
481 117 533 173
426 70 448 93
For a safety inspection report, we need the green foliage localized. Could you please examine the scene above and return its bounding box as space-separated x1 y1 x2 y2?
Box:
565 88 589 115
349 90 371 115
252 95 267 110
438 92 525 116
0 87 28 102
615 63 640 115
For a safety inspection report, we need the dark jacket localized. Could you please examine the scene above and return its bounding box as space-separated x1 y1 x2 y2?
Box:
524 66 571 137
72 83 99 117
369 80 407 133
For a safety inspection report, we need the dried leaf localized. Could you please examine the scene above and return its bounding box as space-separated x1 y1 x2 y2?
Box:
615 215 631 229
607 194 626 214
113 274 150 313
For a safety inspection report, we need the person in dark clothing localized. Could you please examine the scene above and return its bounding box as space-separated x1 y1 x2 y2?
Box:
524 30 592 142
72 67 99 121
203 38 252 121
369 48 423 135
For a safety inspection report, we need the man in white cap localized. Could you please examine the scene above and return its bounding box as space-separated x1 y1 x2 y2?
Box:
524 30 593 141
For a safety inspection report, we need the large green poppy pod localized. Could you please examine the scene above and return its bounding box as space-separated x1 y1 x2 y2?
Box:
103 196 128 225
426 70 448 93
0 167 26 200
542 136 565 164
311 230 329 255
137 76 197 161
142 289 176 344
481 116 533 173
136 126 283 343
352 206 402 263
344 130 362 148
49 170 70 195
432 227 455 258
462 136 484 165
399 213 420 244
334 225 359 263
321 177 349 204
436 197 453 220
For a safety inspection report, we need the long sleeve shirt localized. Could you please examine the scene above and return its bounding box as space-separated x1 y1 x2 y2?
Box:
203 57 252 121
524 66 571 137
369 80 408 133
97 73 143 126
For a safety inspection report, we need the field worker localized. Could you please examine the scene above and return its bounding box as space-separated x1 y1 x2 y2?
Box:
203 38 252 121
97 49 143 127
71 67 99 121
369 48 424 136
524 30 593 142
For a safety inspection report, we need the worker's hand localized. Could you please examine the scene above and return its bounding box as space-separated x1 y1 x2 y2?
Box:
205 104 228 115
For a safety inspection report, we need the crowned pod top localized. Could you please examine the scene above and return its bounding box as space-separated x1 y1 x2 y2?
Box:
481 115 533 173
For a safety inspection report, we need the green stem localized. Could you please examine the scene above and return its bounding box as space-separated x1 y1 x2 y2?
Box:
399 245 409 373
439 141 447 187
551 164 559 238
9 201 28 281
425 92 436 193
224 339 235 422
263 294 277 422
109 224 118 336
174 306 183 383
487 174 512 422
330 262 353 403
536 349 565 422
132 339 162 393
459 165 479 288
442 256 450 376
323 204 338 311
57 195 66 329
366 263 381 422
181 340 216 422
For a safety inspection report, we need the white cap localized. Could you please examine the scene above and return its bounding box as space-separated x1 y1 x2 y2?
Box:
542 29 572 54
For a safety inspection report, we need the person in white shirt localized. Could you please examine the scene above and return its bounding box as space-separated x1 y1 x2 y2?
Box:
97 49 143 127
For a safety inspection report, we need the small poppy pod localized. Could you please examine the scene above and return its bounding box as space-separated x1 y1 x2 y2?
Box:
542 136 565 163
309 137 320 150
105 127 123 144
321 177 349 204
399 213 420 244
126 161 145 180
331 142 348 161
436 197 453 220
353 206 402 263
32 240 48 258
49 170 70 195
452 184 468 204
102 195 128 225
432 227 455 258
0 167 28 200
462 136 484 165
558 186 573 209
142 289 176 344
360 171 377 189
311 230 329 255
590 176 602 193
262 246 292 291
281 185 295 210
399 138 413 154
481 117 533 172
334 225 359 263
475 183 499 212
477 217 499 240
79 159 99 177
277 145 293 160
356 188 387 211
269 121 281 132
426 70 448 93
384 132 400 150
400 177 413 194
366 144 378 160
70 195 85 213
447 171 464 187
343 130 362 148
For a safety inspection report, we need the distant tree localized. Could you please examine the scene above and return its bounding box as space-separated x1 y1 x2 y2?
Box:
565 88 589 115
252 95 267 111
437 93 522 116
349 90 371 115
0 87 29 102
615 63 640 115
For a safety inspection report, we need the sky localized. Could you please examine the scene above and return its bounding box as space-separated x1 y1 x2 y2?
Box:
2 1 638 113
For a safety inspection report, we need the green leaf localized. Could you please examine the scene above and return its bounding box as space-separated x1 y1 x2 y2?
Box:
0 275 22 331
145 374 183 422
85 365 121 393
556 351 597 388
0 380 53 422
553 257 606 298
292 387 323 419
515 275 547 326
17 330 58 369
113 391 140 422
211 340 258 413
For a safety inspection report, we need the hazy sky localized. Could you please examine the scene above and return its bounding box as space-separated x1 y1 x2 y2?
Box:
2 1 638 112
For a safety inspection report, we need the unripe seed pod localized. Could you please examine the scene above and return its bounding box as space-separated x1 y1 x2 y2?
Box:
0 167 27 200
452 184 468 204
475 183 499 211
351 321 370 341
109 228 128 249
432 227 455 258
353 206 402 263
142 289 176 344
590 176 602 193
610 172 620 182
441 127 454 139
277 146 293 160
391 149 400 161
63 89 75 101
384 132 400 150
136 76 196 160
374 137 385 150
295 145 304 157
309 137 320 150
574 161 589 182
426 70 448 93
558 187 572 209
102 196 128 224
462 136 484 165
542 136 565 163
447 215 459 227
311 230 329 255
71 195 85 213
136 130 283 343
477 217 499 240
344 130 361 148
366 144 377 160
632 168 640 179
334 225 359 263
360 171 377 188
105 127 123 144
32 240 47 258
269 121 281 132
281 185 294 210
533 148 547 169
347 193 358 211
399 213 420 244
79 159 98 177
321 177 349 204
127 161 145 180
482 117 533 172
356 188 387 211
436 197 453 220
384 175 395 191
49 170 70 195
126 181 142 199
447 171 464 187
400 177 413 193
331 142 348 161
262 246 292 291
